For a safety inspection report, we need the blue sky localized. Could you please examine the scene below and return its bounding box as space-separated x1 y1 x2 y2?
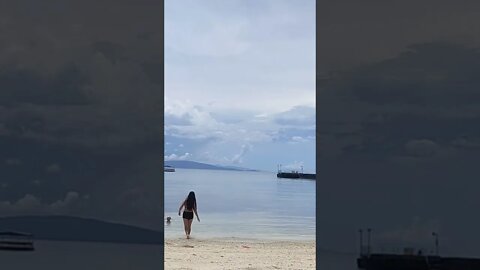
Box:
165 0 316 172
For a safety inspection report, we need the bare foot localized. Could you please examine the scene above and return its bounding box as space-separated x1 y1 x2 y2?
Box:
187 235 190 239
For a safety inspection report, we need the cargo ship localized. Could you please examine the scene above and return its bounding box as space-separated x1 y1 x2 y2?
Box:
357 253 480 270
357 229 480 269
276 165 315 180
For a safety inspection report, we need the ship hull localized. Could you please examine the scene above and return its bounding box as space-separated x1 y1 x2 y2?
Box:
358 254 480 270
276 172 316 180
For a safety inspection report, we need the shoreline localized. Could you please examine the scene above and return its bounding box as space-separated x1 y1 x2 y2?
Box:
165 235 315 243
165 237 315 270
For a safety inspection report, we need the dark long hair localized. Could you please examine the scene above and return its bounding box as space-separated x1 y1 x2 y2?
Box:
185 191 196 210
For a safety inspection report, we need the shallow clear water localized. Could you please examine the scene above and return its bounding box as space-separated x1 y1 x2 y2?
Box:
164 169 315 240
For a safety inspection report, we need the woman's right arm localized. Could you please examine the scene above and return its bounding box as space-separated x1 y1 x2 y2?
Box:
193 203 200 222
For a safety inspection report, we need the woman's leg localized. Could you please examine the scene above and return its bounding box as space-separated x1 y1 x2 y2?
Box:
183 218 189 238
187 219 194 236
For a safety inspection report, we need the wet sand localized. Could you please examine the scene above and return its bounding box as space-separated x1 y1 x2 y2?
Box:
164 237 315 270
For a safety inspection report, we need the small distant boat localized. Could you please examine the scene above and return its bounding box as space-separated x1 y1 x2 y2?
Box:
164 165 175 172
0 231 34 251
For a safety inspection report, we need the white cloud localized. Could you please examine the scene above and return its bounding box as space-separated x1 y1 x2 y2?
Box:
45 163 61 173
164 100 316 169
165 101 315 144
274 106 316 127
289 136 309 144
50 192 80 212
230 144 252 164
0 192 84 215
164 152 192 161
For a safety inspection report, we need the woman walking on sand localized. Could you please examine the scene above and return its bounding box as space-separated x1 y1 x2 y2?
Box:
178 191 200 239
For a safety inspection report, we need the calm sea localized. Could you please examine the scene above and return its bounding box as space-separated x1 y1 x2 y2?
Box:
0 170 359 269
0 240 161 270
164 168 315 240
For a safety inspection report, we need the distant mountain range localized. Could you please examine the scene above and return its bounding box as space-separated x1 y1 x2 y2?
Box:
0 215 162 244
164 160 258 171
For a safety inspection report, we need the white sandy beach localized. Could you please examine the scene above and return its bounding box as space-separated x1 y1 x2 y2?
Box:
164 237 315 270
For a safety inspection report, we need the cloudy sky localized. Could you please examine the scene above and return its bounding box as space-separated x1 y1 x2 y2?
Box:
0 0 163 230
165 0 315 172
317 0 480 258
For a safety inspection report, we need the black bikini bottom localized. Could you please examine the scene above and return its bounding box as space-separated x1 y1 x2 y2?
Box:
183 211 194 220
